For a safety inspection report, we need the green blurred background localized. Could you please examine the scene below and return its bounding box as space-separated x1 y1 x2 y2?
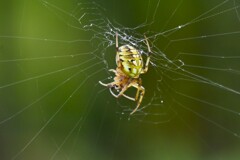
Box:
1 0 240 160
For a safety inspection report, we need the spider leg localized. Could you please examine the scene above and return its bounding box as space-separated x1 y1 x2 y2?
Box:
133 79 142 101
106 80 145 114
116 80 145 114
122 82 140 101
99 81 115 88
109 69 116 73
99 81 109 87
116 32 121 66
130 83 145 115
109 86 135 101
109 87 118 97
100 81 128 98
141 35 152 74
115 85 128 98
122 94 135 101
116 32 119 49
135 88 140 101
99 68 116 86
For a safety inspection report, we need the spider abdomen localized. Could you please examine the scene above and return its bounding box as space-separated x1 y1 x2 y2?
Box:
117 45 143 78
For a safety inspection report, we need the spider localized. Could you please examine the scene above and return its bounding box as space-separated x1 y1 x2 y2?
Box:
99 32 151 115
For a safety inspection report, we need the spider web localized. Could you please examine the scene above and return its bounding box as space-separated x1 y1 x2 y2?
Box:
1 0 240 159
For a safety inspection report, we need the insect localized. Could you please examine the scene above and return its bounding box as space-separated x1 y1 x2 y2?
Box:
99 32 151 115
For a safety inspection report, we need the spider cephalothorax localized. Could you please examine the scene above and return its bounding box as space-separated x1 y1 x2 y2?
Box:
99 32 151 114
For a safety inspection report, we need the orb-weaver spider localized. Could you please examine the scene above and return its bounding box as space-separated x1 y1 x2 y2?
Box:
99 32 151 114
